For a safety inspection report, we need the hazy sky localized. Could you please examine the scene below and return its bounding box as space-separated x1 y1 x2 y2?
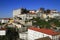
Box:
0 0 60 18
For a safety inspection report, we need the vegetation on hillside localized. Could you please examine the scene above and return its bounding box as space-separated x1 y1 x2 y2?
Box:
32 17 60 28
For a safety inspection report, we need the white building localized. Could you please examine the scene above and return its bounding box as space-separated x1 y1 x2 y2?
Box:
26 13 37 20
13 9 21 17
0 27 6 36
0 30 6 36
28 27 60 40
13 8 37 27
36 10 44 17
12 23 22 28
1 18 9 23
13 8 22 26
13 8 60 28
50 10 60 18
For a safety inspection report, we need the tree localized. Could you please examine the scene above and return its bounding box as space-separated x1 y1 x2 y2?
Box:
32 17 51 28
46 9 51 14
32 17 60 29
40 8 45 12
49 18 60 27
21 8 29 14
6 27 19 40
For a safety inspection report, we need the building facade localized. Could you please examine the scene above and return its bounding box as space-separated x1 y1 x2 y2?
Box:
28 27 60 40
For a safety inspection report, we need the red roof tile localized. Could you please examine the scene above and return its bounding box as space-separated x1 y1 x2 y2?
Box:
28 27 60 36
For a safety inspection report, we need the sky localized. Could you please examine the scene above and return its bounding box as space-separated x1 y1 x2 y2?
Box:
0 0 60 18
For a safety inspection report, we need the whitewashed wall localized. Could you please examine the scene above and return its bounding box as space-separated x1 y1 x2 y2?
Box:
12 23 22 28
13 9 21 17
1 19 9 23
52 35 60 40
18 14 27 21
25 21 32 26
28 29 53 40
0 30 6 35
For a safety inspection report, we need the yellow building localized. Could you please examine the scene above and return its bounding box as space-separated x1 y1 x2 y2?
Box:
9 19 14 24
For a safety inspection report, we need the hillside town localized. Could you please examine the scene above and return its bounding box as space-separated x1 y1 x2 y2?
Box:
0 8 60 40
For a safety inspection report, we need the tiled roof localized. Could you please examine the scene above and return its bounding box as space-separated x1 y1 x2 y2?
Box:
28 27 60 36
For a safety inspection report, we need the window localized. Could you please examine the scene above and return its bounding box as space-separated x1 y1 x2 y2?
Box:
52 36 58 40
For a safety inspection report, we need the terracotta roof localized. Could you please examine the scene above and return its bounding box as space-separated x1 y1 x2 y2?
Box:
28 27 60 36
35 36 52 40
